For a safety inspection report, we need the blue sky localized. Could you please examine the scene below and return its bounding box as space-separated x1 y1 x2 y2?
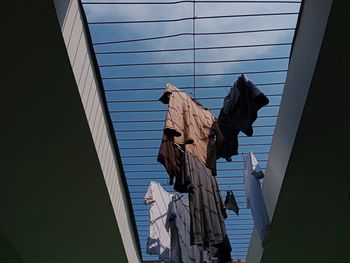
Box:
82 0 301 260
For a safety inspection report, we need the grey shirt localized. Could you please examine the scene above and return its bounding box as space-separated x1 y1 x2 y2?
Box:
167 194 203 263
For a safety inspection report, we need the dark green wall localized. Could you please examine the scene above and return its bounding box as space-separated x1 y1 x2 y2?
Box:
261 1 350 262
0 1 129 262
0 229 25 263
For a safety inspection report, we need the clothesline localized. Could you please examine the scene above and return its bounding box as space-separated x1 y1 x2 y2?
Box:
112 117 276 125
126 175 262 181
138 233 253 237
96 42 292 54
105 81 285 91
119 143 271 150
135 222 253 226
128 181 251 186
138 219 252 225
122 151 270 158
132 194 251 200
130 178 256 183
124 158 269 165
116 126 274 132
110 106 279 113
107 94 281 103
125 166 266 172
93 28 294 45
102 69 288 79
88 12 298 25
99 56 288 67
133 209 250 214
113 116 277 125
119 135 272 141
130 188 254 193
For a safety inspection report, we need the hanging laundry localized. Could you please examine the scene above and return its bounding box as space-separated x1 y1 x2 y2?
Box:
214 235 233 263
243 152 270 249
158 83 232 262
159 83 223 174
158 135 189 193
217 74 269 161
144 181 172 260
224 190 239 215
166 194 204 263
184 152 231 260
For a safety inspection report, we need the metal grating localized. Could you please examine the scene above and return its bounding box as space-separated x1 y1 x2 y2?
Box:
81 0 301 260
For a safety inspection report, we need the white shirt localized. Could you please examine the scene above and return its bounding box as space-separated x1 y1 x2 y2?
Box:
144 181 172 260
244 152 270 248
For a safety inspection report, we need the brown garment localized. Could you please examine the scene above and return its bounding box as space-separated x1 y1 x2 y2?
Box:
159 83 218 172
157 135 190 193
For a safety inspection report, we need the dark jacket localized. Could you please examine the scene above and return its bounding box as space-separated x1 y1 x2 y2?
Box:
217 74 269 161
